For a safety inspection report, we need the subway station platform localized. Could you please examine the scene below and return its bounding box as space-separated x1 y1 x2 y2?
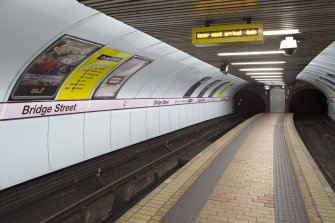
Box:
115 113 335 223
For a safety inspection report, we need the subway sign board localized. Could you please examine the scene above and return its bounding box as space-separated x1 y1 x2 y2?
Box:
192 23 264 46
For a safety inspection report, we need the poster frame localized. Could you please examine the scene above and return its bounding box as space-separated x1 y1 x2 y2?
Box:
10 35 103 101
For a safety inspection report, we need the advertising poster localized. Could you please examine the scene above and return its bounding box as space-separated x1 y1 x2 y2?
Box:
57 48 131 100
11 35 102 100
183 76 212 98
197 80 221 97
208 82 229 97
217 83 236 97
93 55 152 99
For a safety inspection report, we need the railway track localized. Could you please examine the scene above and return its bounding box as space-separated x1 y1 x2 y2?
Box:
294 114 335 191
0 113 246 223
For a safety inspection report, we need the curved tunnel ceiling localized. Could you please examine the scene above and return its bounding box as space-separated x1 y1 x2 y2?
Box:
297 42 335 99
0 0 247 103
79 0 335 85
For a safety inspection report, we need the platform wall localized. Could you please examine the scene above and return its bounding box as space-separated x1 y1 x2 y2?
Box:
0 101 231 189
0 0 244 189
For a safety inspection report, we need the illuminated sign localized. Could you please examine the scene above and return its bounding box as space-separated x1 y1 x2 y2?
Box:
192 23 263 46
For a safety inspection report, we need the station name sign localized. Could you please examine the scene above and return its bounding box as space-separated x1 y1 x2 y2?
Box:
192 23 264 46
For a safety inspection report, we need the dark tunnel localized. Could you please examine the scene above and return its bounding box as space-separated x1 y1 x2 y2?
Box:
233 89 266 116
289 89 328 117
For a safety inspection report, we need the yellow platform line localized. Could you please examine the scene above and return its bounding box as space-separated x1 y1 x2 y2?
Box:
285 114 335 223
116 114 262 223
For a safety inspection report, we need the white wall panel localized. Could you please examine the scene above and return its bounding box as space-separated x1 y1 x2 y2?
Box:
111 110 131 150
159 68 200 98
67 14 135 45
170 106 180 131
84 111 111 159
222 101 227 115
151 57 198 97
215 103 220 117
216 102 224 117
199 103 206 122
159 106 171 135
110 31 160 53
0 0 96 101
0 118 49 189
194 104 200 124
49 114 85 171
146 107 160 139
215 102 221 117
186 104 194 125
131 108 147 144
164 65 216 98
179 105 188 128
205 103 215 120
229 101 233 114
135 52 189 98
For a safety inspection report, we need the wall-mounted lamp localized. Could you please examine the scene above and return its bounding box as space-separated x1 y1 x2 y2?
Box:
220 62 230 75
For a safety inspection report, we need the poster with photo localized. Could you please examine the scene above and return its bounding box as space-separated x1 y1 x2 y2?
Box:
208 82 229 97
197 80 222 97
11 35 102 100
183 76 212 98
93 55 152 98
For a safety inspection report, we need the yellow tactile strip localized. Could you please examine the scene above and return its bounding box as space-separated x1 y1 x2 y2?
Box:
285 114 335 223
115 114 261 223
196 113 278 223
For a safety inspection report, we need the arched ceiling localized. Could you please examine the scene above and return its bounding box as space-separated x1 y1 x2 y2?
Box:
78 0 335 85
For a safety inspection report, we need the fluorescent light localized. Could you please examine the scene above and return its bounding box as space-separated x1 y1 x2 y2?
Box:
239 68 283 71
260 82 285 85
218 50 283 56
264 29 300 36
259 81 285 84
250 76 283 78
255 77 283 79
231 61 286 65
246 72 283 75
255 79 283 81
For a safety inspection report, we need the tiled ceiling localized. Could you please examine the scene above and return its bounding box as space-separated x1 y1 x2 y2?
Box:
78 0 335 85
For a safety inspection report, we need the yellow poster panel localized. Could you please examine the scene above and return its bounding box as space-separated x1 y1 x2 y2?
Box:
57 48 131 100
217 83 235 97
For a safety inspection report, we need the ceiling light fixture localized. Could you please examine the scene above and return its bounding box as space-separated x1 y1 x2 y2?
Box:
255 79 283 81
231 61 286 65
259 81 285 84
250 76 283 78
217 50 283 56
255 77 283 79
239 68 283 71
246 72 283 75
263 29 300 36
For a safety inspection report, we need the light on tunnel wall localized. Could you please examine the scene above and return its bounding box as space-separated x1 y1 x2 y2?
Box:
231 61 286 65
217 50 283 56
239 68 283 71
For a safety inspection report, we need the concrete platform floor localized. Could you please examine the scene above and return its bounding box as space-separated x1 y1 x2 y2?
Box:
115 113 335 223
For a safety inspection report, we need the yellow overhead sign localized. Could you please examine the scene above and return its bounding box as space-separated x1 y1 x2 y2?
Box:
192 23 263 46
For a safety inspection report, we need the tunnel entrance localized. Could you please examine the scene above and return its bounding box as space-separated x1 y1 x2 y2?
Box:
289 89 328 117
233 89 266 116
